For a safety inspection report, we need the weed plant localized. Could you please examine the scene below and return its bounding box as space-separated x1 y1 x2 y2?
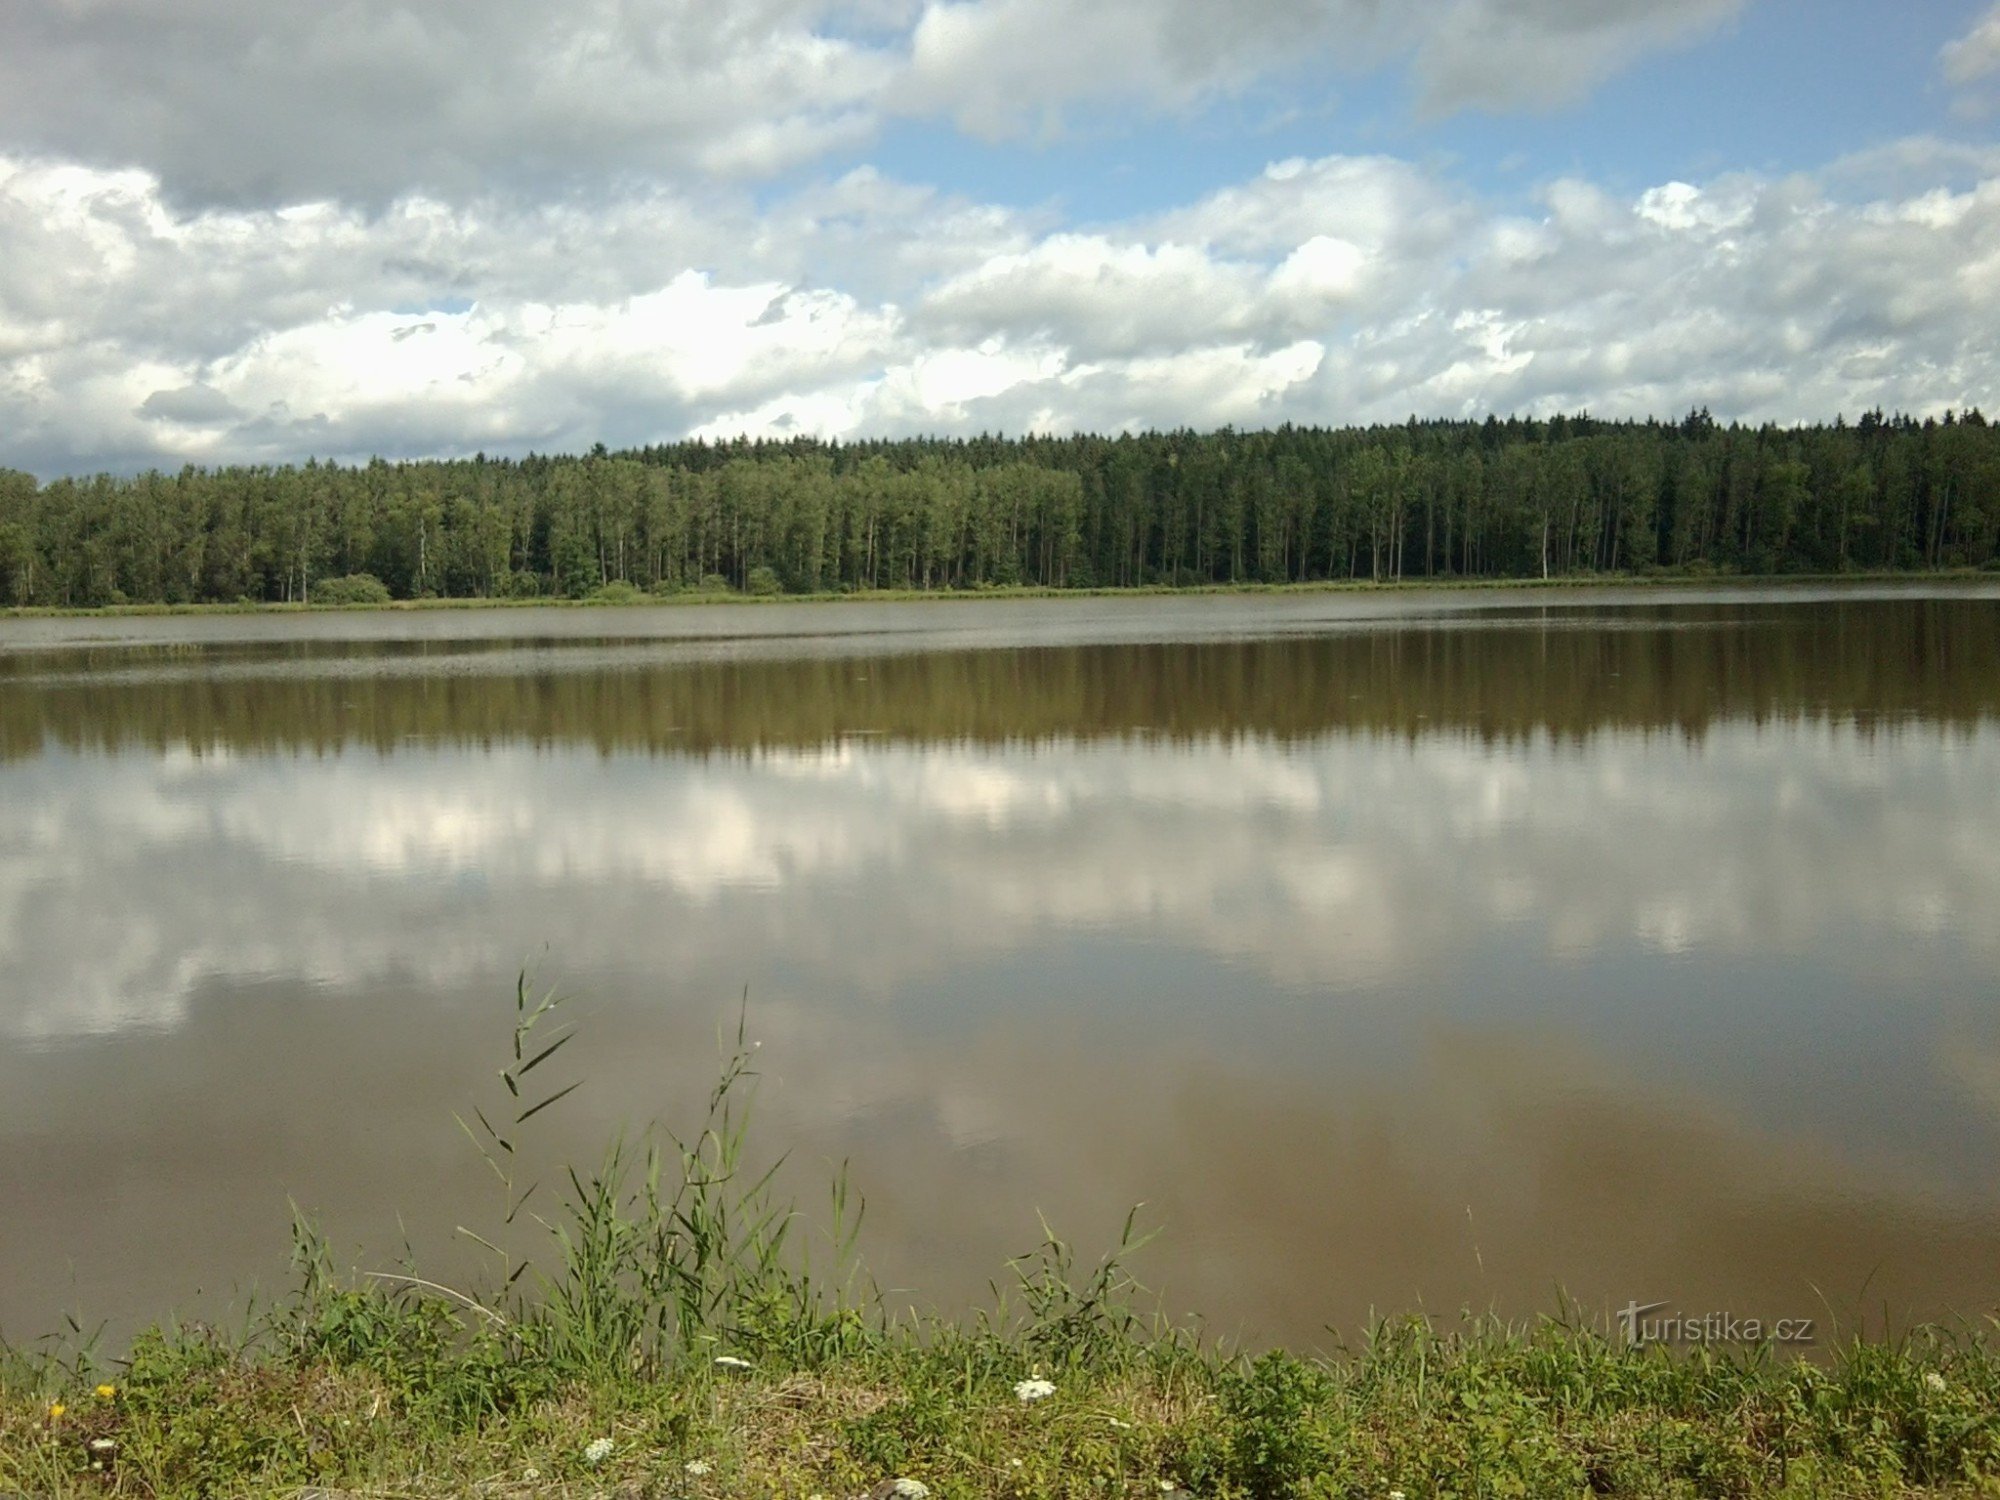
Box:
5 979 2000 1497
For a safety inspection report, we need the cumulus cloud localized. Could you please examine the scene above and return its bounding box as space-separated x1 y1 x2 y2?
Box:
7 713 2000 1071
136 382 242 425
0 157 921 470
920 237 1268 357
1943 2 2000 85
0 0 1751 212
902 155 2000 433
0 0 893 207
4 139 1998 474
39 132 1913 461
1943 1 2000 116
7 1 1987 474
895 0 1355 137
1408 0 1745 113
894 0 1746 139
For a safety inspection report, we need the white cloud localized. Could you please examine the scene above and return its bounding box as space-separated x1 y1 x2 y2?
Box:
1943 2 2000 85
895 0 1355 137
1409 0 1745 113
3 136 1999 473
0 0 1751 214
893 0 1745 139
7 721 2000 1042
14 713 2000 1347
1943 2 2000 117
920 236 1267 355
9 0 1984 475
0 0 894 206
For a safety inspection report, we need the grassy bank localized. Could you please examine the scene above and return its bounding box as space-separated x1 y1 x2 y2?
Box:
6 997 1999 1498
2 568 1994 621
11 1307 2000 1498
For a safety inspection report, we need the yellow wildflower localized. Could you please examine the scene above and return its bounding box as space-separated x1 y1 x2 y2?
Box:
95 1383 118 1399
48 1402 66 1420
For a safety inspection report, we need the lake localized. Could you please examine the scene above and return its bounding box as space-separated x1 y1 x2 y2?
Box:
4 583 1999 1351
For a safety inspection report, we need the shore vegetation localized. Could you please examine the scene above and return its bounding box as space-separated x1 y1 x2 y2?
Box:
3 412 1996 610
5 989 1998 1498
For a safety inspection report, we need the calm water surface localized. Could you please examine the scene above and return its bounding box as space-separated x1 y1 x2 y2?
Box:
4 584 1999 1348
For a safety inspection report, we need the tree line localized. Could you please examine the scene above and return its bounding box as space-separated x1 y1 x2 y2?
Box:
1 409 1995 608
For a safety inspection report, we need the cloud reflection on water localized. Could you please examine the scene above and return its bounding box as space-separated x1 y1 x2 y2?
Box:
3 596 1999 1345
2 722 1995 1044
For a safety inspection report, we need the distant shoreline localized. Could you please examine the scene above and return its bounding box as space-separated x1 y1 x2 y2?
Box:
3 567 1993 621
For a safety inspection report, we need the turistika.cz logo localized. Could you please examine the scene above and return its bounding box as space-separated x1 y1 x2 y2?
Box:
1615 1301 1816 1349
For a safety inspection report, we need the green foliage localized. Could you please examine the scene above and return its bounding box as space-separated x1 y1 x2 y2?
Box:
6 413 1998 609
987 1207 1162 1372
456 986 871 1380
496 567 542 598
839 1384 962 1475
113 1330 306 1493
310 572 392 605
1191 1351 1353 1498
584 579 646 605
287 1221 556 1426
11 983 2000 1496
20 1307 1991 1499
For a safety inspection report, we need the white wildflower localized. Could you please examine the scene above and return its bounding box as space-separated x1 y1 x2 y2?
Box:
521 1467 541 1482
891 1481 930 1499
1389 1490 1407 1500
685 1458 714 1476
714 1355 754 1370
1159 1483 1177 1493
583 1437 615 1465
1014 1377 1056 1402
1925 1371 1948 1393
89 1438 116 1452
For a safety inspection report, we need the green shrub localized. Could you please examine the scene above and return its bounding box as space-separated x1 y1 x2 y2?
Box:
840 1387 959 1474
1200 1350 1352 1497
746 565 783 596
311 573 392 606
585 579 646 605
496 569 543 598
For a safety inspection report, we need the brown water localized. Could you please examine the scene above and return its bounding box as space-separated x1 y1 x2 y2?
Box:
4 584 1999 1351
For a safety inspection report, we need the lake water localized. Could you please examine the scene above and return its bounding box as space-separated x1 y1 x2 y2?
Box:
4 584 1999 1351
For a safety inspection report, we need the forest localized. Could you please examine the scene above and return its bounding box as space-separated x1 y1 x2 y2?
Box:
0 410 1995 607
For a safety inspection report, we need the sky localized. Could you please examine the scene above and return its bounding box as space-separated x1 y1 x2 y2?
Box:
1 0 1997 477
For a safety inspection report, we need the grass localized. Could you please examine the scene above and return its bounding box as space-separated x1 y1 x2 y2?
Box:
6 984 2000 1498
4 567 1994 620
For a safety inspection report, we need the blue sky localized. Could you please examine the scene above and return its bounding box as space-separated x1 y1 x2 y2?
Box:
0 0 1996 474
854 0 1992 217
